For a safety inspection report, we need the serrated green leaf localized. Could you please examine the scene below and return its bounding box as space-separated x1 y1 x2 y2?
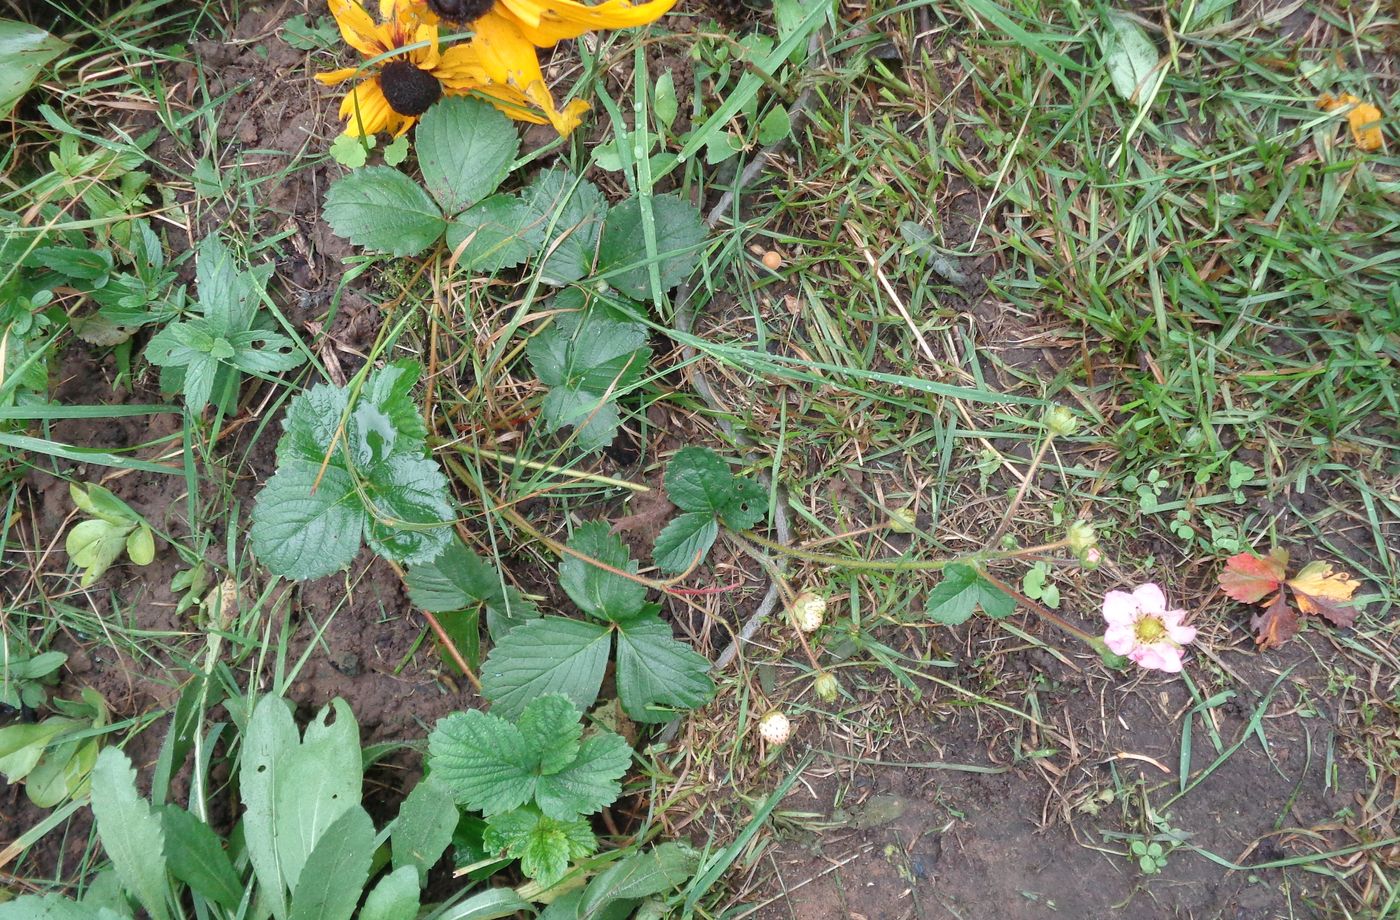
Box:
417 97 519 214
278 382 350 465
362 358 427 445
517 694 583 775
224 330 304 374
533 729 631 820
721 477 767 530
391 778 457 884
427 709 533 816
519 169 606 285
362 453 454 565
615 615 716 723
90 748 171 920
579 843 699 916
250 460 364 581
527 311 650 394
663 446 733 514
324 167 446 257
652 511 718 574
480 617 611 719
286 806 375 920
483 809 596 887
446 195 541 272
160 806 243 910
360 866 419 920
539 387 623 453
404 536 540 633
0 20 69 117
597 194 706 300
559 521 647 621
926 563 1016 625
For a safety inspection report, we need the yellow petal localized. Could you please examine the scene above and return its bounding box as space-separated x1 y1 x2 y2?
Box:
467 11 543 88
316 66 363 86
340 80 393 136
449 83 551 124
496 0 675 47
328 0 389 56
413 22 442 69
522 80 590 134
1319 92 1386 152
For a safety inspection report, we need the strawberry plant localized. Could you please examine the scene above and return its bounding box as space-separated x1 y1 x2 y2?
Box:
478 522 715 723
144 233 304 414
653 446 767 572
428 694 631 886
249 359 454 579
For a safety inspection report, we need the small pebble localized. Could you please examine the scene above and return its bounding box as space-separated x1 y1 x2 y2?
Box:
761 250 783 270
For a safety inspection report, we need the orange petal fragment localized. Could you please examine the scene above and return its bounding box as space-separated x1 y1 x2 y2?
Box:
1318 92 1385 152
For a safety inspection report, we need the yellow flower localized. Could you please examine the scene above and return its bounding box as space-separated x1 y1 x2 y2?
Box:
417 0 675 134
317 0 586 137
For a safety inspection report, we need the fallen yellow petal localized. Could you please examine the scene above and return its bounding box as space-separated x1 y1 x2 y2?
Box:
1318 92 1385 152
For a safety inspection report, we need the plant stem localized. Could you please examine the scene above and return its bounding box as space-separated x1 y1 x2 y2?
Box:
447 442 652 494
975 567 1109 655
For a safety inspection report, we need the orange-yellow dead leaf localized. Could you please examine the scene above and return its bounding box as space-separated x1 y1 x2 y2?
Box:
1218 548 1288 604
1318 92 1385 152
1286 560 1360 627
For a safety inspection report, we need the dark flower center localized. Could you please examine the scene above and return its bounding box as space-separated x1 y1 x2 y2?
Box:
426 0 496 24
379 60 442 116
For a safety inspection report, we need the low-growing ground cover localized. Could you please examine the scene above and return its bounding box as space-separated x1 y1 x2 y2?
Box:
0 0 1395 917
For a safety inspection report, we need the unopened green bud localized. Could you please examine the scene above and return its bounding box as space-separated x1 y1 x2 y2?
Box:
1044 405 1079 437
1067 520 1097 554
887 507 918 533
1079 546 1103 570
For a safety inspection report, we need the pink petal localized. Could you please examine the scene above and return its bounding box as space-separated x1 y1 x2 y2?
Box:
1167 623 1197 645
1128 646 1154 667
1151 643 1185 672
1102 591 1141 626
1132 583 1169 615
1104 624 1135 655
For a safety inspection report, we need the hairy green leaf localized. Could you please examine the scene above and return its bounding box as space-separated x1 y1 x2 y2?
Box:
249 460 364 581
427 709 534 816
533 731 631 820
926 563 1016 625
652 511 718 574
519 169 606 285
90 748 171 920
324 166 446 257
480 617 611 719
597 194 706 300
615 615 716 723
559 521 647 621
417 97 519 214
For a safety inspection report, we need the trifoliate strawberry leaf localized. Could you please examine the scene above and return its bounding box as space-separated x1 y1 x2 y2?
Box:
519 169 607 285
324 166 446 257
277 381 349 465
559 522 647 622
250 460 365 581
426 709 534 816
615 614 716 723
652 512 718 575
446 195 542 273
361 453 454 565
533 731 631 820
926 563 1016 625
480 617 611 719
597 194 707 301
517 694 584 775
404 536 539 637
416 97 519 215
483 808 596 888
526 303 650 453
655 448 768 571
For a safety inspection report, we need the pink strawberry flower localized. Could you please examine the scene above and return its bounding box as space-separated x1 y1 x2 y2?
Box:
1102 583 1197 672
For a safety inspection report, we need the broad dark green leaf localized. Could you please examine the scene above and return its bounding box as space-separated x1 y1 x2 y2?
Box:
615 615 715 723
519 169 606 285
361 453 454 565
417 97 519 214
403 535 540 634
559 522 647 621
446 195 542 273
480 617 611 719
926 563 1016 625
533 732 631 820
249 460 364 581
426 710 533 816
160 806 243 910
324 167 446 257
579 843 699 916
652 511 718 574
597 194 706 300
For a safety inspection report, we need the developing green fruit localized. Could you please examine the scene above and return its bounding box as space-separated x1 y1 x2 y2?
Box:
758 710 791 745
1067 520 1097 554
813 671 840 702
1044 405 1079 437
791 592 826 633
887 507 918 533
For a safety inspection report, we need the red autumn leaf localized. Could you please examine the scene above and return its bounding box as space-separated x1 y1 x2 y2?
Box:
1251 592 1299 650
1220 549 1361 649
1218 549 1288 604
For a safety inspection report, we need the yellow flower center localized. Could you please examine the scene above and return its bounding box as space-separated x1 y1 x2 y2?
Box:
380 60 443 116
1134 615 1167 644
